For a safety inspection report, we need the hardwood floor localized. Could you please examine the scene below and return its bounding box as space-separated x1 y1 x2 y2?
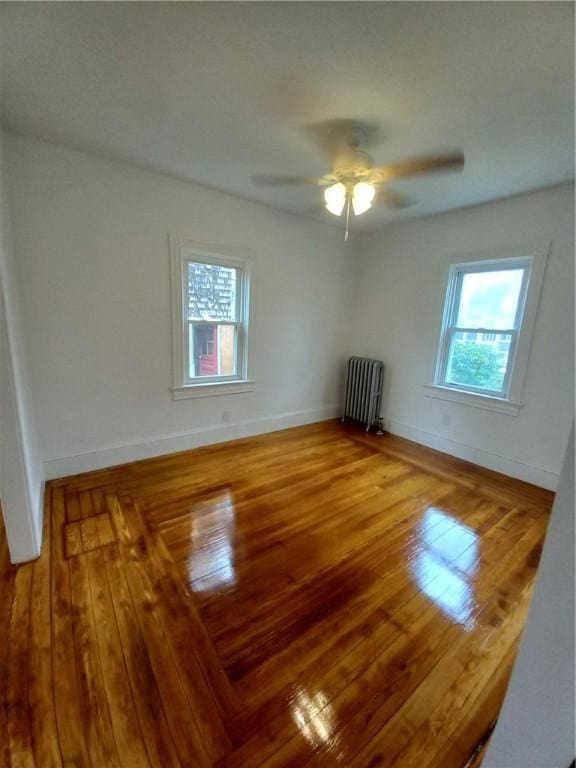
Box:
0 421 554 767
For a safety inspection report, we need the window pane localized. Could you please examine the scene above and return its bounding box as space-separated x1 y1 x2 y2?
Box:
187 262 238 321
445 332 513 393
189 324 237 378
456 269 524 330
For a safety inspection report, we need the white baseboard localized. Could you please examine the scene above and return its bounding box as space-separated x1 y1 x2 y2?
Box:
43 404 342 480
43 405 559 491
386 418 559 491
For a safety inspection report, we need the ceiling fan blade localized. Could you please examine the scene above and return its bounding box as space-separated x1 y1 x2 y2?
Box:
371 151 465 183
377 187 416 210
251 174 326 187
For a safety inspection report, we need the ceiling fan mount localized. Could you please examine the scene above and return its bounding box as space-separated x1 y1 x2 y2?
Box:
331 147 373 183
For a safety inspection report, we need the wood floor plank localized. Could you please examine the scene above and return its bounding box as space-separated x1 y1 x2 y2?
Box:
79 517 100 553
119 496 238 732
2 421 554 768
64 521 83 559
420 643 519 768
105 495 213 767
6 564 34 768
50 487 92 767
79 491 96 520
94 513 115 547
346 551 536 767
65 492 81 523
220 495 540 768
240 606 460 768
69 552 122 768
128 497 240 721
28 495 62 768
84 547 150 768
102 543 183 768
227 494 534 728
91 489 105 516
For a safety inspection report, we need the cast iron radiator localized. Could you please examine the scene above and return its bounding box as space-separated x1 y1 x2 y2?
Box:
342 356 384 432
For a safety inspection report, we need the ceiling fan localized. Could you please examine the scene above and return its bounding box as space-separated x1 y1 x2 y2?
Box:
252 125 465 239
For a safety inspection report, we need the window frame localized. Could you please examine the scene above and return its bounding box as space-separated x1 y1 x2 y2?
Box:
170 236 254 400
425 241 550 416
435 257 530 398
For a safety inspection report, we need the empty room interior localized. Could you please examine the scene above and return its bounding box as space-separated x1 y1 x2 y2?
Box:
0 3 574 767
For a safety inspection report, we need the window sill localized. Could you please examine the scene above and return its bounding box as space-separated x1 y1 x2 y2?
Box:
172 380 256 400
423 384 522 416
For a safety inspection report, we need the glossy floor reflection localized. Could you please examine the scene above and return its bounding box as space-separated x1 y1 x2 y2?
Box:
411 507 479 629
183 489 238 592
291 689 335 748
151 425 550 767
6 422 551 767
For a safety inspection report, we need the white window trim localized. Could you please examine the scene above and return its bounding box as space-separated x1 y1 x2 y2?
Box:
169 235 255 400
425 240 550 416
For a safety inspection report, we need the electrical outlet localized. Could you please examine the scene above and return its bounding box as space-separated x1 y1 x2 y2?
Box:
222 410 232 423
442 414 452 427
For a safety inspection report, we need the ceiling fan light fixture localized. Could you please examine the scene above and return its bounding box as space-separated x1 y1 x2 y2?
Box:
352 181 375 216
324 182 346 216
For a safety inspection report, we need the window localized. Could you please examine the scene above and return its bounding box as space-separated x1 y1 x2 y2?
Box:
437 261 527 397
170 237 253 399
426 243 549 415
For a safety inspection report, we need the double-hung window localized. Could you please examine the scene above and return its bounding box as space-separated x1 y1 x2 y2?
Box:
170 237 253 398
429 244 549 414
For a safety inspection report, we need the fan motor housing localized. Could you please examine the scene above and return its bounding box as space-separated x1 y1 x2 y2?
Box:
332 148 373 182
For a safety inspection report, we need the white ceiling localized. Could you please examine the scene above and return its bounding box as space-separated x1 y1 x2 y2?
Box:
1 2 574 231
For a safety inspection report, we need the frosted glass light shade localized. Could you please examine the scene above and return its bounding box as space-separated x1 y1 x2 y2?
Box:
324 183 346 216
352 182 375 215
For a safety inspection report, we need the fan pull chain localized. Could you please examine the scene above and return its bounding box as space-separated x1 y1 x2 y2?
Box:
344 195 350 241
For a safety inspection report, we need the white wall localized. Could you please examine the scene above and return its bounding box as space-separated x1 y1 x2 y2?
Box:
483 424 575 768
0 131 43 561
353 184 574 488
5 134 355 478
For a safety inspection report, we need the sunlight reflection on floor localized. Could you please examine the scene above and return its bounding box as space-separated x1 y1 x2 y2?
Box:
411 507 479 629
187 490 237 592
291 689 335 748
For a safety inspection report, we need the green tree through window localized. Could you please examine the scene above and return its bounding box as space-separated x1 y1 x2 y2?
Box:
449 341 503 391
